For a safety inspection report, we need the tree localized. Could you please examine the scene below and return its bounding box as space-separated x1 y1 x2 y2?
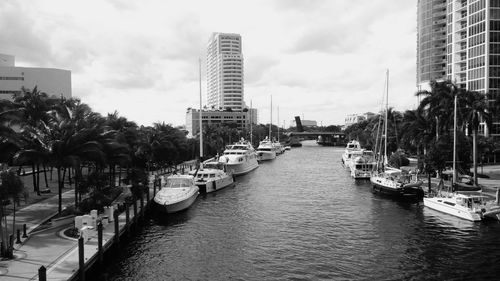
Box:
0 169 25 258
459 89 491 185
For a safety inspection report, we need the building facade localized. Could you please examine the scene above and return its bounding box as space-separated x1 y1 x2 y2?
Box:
206 33 244 111
417 0 447 90
186 108 257 138
0 54 72 100
417 0 500 135
344 112 376 127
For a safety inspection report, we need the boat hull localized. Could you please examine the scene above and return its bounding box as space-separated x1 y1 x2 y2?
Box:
423 197 482 221
225 160 259 176
371 178 424 201
257 151 276 161
154 191 198 213
196 176 235 193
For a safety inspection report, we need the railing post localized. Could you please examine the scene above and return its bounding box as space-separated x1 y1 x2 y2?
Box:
125 202 130 225
38 266 47 281
97 222 103 265
114 210 120 245
16 229 21 244
78 236 85 281
133 199 137 221
140 195 144 216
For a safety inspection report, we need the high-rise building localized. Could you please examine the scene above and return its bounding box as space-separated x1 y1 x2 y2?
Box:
206 32 244 111
417 0 500 135
416 0 447 90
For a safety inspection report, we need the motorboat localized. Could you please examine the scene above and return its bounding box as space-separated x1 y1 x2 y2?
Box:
193 159 235 193
341 140 363 168
273 141 285 155
256 137 277 161
219 138 259 176
153 174 199 213
350 150 376 179
424 190 500 221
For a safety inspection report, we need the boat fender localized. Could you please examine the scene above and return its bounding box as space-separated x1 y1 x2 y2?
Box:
213 181 216 191
233 174 236 182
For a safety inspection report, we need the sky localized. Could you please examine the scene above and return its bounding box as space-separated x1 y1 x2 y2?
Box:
0 0 419 128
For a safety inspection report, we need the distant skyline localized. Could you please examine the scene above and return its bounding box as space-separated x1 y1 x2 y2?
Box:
0 0 419 127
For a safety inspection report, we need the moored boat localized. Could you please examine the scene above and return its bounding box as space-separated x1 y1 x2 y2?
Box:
153 174 199 213
256 137 277 161
219 138 259 176
193 159 234 193
371 168 424 201
423 190 500 221
350 150 376 179
341 140 362 168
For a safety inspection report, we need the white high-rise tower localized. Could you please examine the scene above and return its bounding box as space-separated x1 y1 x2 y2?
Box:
206 32 244 111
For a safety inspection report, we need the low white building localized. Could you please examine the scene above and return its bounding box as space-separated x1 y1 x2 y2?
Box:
185 108 258 138
344 112 375 127
0 54 71 100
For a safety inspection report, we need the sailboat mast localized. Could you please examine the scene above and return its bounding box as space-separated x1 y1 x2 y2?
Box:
269 95 272 139
384 69 389 164
250 100 253 145
277 106 280 142
199 58 203 159
453 93 457 185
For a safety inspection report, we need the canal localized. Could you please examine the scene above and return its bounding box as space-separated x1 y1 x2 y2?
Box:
104 141 500 280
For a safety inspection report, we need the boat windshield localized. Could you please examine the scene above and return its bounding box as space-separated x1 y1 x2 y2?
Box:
166 178 193 188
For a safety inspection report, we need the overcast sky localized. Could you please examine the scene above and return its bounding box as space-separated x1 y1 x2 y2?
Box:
1 0 419 128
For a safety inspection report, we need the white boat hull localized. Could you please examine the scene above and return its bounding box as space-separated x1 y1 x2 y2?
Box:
257 151 276 161
226 160 259 176
155 191 198 213
196 175 234 193
423 197 482 221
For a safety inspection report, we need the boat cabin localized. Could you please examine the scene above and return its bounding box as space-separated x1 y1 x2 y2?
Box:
165 176 194 188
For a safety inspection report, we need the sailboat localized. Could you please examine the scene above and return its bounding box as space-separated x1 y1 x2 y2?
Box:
370 70 424 201
256 96 277 161
423 93 500 221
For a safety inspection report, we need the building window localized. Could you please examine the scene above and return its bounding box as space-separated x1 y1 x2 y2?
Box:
0 76 24 81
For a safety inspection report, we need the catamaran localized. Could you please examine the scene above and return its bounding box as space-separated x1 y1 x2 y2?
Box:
423 93 500 221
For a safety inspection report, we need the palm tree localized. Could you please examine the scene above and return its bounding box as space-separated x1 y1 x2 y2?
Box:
400 108 435 168
459 89 491 185
416 80 456 138
0 169 25 258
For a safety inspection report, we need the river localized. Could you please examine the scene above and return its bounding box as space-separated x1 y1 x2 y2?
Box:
104 141 500 280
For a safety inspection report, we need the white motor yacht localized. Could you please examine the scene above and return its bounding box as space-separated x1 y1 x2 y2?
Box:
349 150 376 179
341 140 362 168
153 174 199 213
193 160 234 193
256 137 277 161
219 138 259 176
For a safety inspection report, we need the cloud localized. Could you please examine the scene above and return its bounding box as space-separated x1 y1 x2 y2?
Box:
0 1 53 67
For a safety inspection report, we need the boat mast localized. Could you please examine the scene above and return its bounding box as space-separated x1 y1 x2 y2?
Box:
384 69 389 166
277 106 280 142
250 100 253 145
269 95 272 140
199 58 203 160
453 91 457 186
